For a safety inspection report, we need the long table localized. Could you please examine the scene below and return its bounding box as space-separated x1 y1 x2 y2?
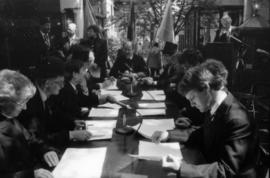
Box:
71 94 205 178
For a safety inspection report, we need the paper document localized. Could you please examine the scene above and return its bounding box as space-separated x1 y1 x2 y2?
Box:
53 147 106 178
99 102 122 109
138 102 166 109
89 108 119 117
130 119 175 139
86 120 116 140
141 91 165 101
101 90 122 96
136 109 165 116
130 141 182 161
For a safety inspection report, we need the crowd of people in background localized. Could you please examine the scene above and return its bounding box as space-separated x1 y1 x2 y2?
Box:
0 16 263 178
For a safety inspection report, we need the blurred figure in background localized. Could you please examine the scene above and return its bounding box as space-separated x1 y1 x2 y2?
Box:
147 42 162 79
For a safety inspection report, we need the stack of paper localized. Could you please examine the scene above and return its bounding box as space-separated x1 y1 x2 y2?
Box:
136 109 165 116
53 147 106 178
89 108 119 117
130 141 182 161
130 119 175 139
138 102 166 109
85 120 117 140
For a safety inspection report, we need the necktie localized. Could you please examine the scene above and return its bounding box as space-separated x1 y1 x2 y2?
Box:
44 34 50 48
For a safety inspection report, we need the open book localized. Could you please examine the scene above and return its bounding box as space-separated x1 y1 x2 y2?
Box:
130 141 182 161
129 119 175 139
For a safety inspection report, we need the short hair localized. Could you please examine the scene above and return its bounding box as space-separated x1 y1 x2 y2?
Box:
67 23 77 31
0 69 36 108
178 48 204 66
65 60 85 81
178 66 225 96
87 25 101 35
201 59 228 85
40 17 51 25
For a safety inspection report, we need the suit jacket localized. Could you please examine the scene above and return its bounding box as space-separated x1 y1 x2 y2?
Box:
178 92 259 178
110 54 148 78
53 82 99 119
0 115 50 178
19 89 71 148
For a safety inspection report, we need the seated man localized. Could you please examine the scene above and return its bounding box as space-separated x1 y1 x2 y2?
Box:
53 60 118 120
152 65 259 177
110 41 148 78
0 69 58 178
19 57 92 149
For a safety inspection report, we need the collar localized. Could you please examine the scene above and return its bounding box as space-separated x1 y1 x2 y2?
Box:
210 90 228 116
37 85 47 102
69 81 77 91
40 31 48 37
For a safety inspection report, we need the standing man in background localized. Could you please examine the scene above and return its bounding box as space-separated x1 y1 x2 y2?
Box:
81 25 108 82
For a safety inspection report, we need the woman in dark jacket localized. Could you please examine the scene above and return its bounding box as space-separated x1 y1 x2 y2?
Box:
0 69 58 178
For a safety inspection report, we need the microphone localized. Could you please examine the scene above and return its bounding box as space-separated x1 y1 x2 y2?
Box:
229 34 249 47
256 48 270 58
115 108 143 135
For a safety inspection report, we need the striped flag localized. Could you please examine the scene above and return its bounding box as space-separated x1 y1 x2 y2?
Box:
156 0 174 43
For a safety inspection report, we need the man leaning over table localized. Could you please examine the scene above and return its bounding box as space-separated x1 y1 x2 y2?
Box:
151 65 259 178
19 56 92 150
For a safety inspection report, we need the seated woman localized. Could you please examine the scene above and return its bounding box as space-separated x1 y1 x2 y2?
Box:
152 65 259 177
0 69 58 178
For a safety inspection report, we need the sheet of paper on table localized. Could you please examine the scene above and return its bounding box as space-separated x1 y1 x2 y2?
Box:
130 119 175 139
141 91 165 101
136 109 165 116
89 108 119 117
53 147 106 178
99 102 122 109
130 141 182 161
85 120 116 140
138 102 166 109
101 90 122 96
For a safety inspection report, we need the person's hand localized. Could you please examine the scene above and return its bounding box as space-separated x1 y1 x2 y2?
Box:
106 94 117 103
162 154 182 171
43 151 59 167
79 78 89 96
74 120 86 129
34 168 54 178
151 131 169 143
101 79 114 89
175 117 192 129
70 130 92 141
141 77 154 85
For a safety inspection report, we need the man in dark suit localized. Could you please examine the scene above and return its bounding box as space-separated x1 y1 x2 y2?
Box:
19 57 92 149
81 25 108 81
152 65 259 178
110 41 148 78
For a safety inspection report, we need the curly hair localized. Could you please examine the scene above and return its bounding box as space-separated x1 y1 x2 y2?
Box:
178 65 226 96
0 69 36 108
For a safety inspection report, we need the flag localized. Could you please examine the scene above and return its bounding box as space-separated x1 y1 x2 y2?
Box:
156 0 174 43
127 0 135 41
84 0 97 36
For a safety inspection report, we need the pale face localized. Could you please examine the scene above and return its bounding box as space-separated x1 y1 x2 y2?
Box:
185 89 212 113
74 66 88 83
4 97 31 118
